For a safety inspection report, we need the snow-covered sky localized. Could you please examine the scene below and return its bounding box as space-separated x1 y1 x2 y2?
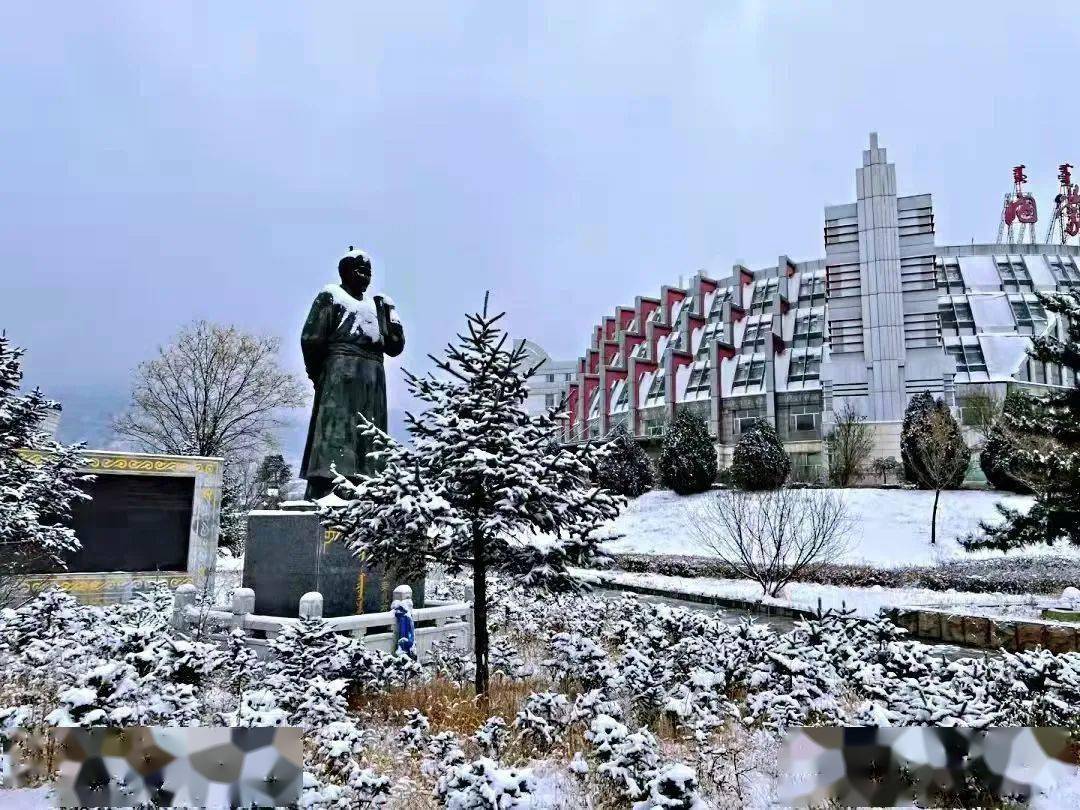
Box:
2 2 1079 444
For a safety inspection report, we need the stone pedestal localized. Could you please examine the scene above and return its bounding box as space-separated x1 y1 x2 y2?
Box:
243 510 424 618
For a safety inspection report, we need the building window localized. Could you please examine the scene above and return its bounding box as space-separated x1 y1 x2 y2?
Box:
1049 257 1080 287
685 362 711 395
741 317 771 353
733 407 765 435
996 257 1033 291
787 349 822 383
946 338 988 373
545 393 556 408
789 411 817 433
545 373 555 383
709 288 733 317
732 356 766 389
748 279 778 314
938 298 975 333
791 311 824 348
614 381 630 410
798 272 827 305
1009 295 1047 333
936 258 964 294
645 369 666 405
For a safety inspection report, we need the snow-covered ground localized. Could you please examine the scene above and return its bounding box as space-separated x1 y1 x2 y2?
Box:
0 789 52 809
578 568 1039 619
596 488 1054 567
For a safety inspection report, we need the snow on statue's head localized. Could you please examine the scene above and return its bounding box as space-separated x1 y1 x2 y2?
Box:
338 246 373 298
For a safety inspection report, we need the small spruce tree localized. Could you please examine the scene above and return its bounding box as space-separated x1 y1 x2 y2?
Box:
656 410 717 495
596 424 654 498
0 335 92 606
323 296 623 700
964 290 1080 551
730 418 790 491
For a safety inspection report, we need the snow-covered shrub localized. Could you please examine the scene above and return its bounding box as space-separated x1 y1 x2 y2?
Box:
634 763 703 810
219 689 289 727
488 640 526 680
46 661 142 727
267 617 352 681
474 717 510 759
398 708 431 750
597 423 654 497
571 688 624 727
730 418 790 491
0 588 89 653
425 731 467 776
585 714 629 762
286 676 350 729
426 634 475 684
544 632 618 692
597 726 661 802
436 758 535 810
656 410 717 496
514 691 571 752
222 627 260 692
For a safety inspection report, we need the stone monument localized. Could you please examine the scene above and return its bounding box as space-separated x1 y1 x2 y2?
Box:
243 248 418 617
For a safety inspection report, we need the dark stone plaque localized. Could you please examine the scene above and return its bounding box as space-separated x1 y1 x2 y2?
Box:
243 511 424 618
57 474 194 573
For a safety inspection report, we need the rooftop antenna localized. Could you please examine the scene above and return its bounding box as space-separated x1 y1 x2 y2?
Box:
997 165 1038 245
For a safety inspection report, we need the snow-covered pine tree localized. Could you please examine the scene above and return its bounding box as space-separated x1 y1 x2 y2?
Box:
596 423 654 497
978 390 1036 493
0 335 91 605
901 395 970 544
900 391 936 484
730 418 790 491
965 289 1080 551
656 410 717 495
323 295 623 698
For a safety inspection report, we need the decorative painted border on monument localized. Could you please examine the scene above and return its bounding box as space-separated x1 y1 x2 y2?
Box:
15 449 223 604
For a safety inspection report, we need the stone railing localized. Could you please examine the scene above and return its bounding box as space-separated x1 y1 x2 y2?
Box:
171 582 473 660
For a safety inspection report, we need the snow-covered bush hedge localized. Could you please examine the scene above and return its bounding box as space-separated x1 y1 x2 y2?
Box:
597 423 655 497
730 418 790 491
656 410 717 496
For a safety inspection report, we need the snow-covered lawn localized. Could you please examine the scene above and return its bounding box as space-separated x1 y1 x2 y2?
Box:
578 568 1040 619
596 487 1053 567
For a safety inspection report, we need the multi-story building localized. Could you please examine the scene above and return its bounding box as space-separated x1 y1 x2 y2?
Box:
560 134 1079 480
514 339 577 417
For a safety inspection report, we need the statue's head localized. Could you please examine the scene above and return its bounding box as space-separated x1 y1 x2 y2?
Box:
338 247 372 297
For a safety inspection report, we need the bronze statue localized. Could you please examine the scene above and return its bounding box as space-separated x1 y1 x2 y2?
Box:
300 248 404 500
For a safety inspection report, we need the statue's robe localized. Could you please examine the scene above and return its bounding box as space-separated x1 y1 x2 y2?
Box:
300 284 404 497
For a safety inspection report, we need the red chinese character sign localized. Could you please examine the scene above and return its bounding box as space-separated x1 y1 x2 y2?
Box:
1048 163 1080 243
999 165 1038 244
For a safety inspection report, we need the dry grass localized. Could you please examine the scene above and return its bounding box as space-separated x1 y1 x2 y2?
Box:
352 675 542 738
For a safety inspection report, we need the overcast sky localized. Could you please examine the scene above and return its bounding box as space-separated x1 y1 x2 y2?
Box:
2 2 1079 443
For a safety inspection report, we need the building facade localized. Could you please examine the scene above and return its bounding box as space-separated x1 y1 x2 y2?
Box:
515 339 577 417
560 134 1079 480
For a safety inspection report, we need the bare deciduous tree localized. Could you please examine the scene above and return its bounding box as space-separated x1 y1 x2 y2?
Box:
112 321 306 458
826 402 873 487
689 488 852 597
